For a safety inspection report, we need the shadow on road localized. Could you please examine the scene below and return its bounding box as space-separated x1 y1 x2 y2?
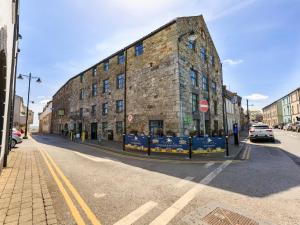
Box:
32 134 300 198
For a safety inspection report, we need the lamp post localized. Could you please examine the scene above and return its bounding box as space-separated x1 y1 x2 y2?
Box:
17 73 41 139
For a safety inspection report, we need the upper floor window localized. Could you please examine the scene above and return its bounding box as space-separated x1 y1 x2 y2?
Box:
117 74 125 89
103 79 110 93
102 103 108 115
209 55 215 66
118 52 125 64
79 89 84 100
212 81 217 94
92 67 97 76
192 93 199 113
80 74 83 83
135 42 144 56
190 69 198 87
92 83 97 96
103 61 109 71
79 108 83 117
116 100 124 113
202 75 208 92
188 40 196 51
200 47 206 61
91 105 96 116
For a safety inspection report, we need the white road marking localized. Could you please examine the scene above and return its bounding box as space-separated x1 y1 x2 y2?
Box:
93 193 106 198
149 160 232 225
75 152 113 162
204 162 215 168
113 201 157 225
175 177 194 188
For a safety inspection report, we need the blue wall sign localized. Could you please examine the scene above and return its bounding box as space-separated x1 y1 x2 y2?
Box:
192 137 225 154
124 135 148 152
150 137 189 154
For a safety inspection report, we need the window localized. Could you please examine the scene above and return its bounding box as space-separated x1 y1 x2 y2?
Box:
79 89 84 100
149 120 164 136
192 93 199 113
118 52 125 64
116 100 124 113
188 40 196 51
80 74 83 83
190 69 198 87
214 101 218 115
209 55 215 66
92 83 97 96
103 61 109 71
116 121 123 134
135 42 143 56
103 79 110 93
200 47 206 61
91 105 96 116
117 74 125 89
212 81 217 94
102 122 108 134
79 108 83 118
92 67 97 76
202 75 208 92
102 103 108 115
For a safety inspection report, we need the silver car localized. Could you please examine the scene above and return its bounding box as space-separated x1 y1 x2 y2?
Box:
249 124 275 142
11 134 22 148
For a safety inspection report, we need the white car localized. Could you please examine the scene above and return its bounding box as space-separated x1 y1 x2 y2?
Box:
249 124 275 142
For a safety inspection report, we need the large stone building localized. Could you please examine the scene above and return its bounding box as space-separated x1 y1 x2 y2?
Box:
0 0 20 171
13 95 34 130
39 101 52 134
52 16 225 141
263 87 300 127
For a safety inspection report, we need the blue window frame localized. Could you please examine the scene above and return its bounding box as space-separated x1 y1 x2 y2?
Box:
212 81 217 94
202 75 208 91
135 42 143 56
117 74 125 89
92 67 97 76
188 40 196 51
192 93 199 113
190 69 198 87
116 100 124 113
118 53 125 64
200 47 206 61
103 61 109 71
103 79 110 93
209 55 215 66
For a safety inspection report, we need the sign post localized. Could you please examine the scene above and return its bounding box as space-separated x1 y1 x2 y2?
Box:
199 100 209 136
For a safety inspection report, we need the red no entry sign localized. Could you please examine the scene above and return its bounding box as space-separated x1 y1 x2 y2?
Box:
199 100 209 113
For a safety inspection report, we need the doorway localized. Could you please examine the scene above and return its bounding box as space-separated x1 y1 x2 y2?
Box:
91 123 97 140
107 130 114 141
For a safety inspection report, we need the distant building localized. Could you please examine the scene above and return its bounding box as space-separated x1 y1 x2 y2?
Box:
263 87 300 126
39 101 52 134
52 15 225 141
0 0 20 171
224 89 242 134
13 95 34 131
250 110 263 123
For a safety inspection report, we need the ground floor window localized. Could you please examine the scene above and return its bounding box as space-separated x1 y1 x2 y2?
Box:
116 121 123 134
149 120 164 136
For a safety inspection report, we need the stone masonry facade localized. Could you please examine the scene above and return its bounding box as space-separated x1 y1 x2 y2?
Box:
52 15 224 141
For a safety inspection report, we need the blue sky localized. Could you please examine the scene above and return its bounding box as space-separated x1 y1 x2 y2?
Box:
16 0 300 125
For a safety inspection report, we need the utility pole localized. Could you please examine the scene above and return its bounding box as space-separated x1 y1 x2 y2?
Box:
247 99 249 128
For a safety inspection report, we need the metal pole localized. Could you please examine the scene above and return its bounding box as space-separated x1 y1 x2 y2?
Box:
189 136 192 159
225 135 229 156
23 73 31 139
246 99 249 129
203 112 206 136
147 135 151 156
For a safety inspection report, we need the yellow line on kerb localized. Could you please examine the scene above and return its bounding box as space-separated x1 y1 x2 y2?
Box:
43 150 102 225
40 151 86 225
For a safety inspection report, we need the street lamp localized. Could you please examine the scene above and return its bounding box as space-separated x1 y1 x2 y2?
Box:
18 73 42 139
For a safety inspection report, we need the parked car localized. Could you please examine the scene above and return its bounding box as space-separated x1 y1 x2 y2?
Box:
278 123 285 129
12 128 22 137
273 124 279 129
291 121 300 132
283 123 293 131
249 124 275 142
11 134 22 148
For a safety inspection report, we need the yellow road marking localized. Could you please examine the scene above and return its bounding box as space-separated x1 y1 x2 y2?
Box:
43 150 102 225
40 151 86 225
246 147 251 160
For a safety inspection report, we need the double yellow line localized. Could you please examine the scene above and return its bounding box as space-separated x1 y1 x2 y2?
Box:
40 149 102 225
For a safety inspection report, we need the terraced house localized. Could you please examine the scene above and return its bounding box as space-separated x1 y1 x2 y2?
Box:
52 15 224 142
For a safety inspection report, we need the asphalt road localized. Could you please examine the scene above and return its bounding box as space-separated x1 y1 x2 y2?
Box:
30 130 300 225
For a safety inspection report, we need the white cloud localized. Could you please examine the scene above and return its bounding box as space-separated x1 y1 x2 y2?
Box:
244 93 269 101
37 95 45 99
38 99 51 105
223 59 243 66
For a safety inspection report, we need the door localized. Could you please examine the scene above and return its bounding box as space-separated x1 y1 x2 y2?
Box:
78 123 82 136
91 123 97 140
107 130 114 140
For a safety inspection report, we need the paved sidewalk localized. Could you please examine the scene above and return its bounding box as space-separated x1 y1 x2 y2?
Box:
0 141 57 225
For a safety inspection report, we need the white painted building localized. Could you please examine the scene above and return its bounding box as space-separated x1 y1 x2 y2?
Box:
0 0 20 171
225 89 241 134
39 101 53 134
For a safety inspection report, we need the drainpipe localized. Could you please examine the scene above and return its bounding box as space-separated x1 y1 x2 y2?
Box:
124 49 128 135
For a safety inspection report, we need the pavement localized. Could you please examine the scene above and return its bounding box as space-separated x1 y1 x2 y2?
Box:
1 129 299 225
0 140 57 225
